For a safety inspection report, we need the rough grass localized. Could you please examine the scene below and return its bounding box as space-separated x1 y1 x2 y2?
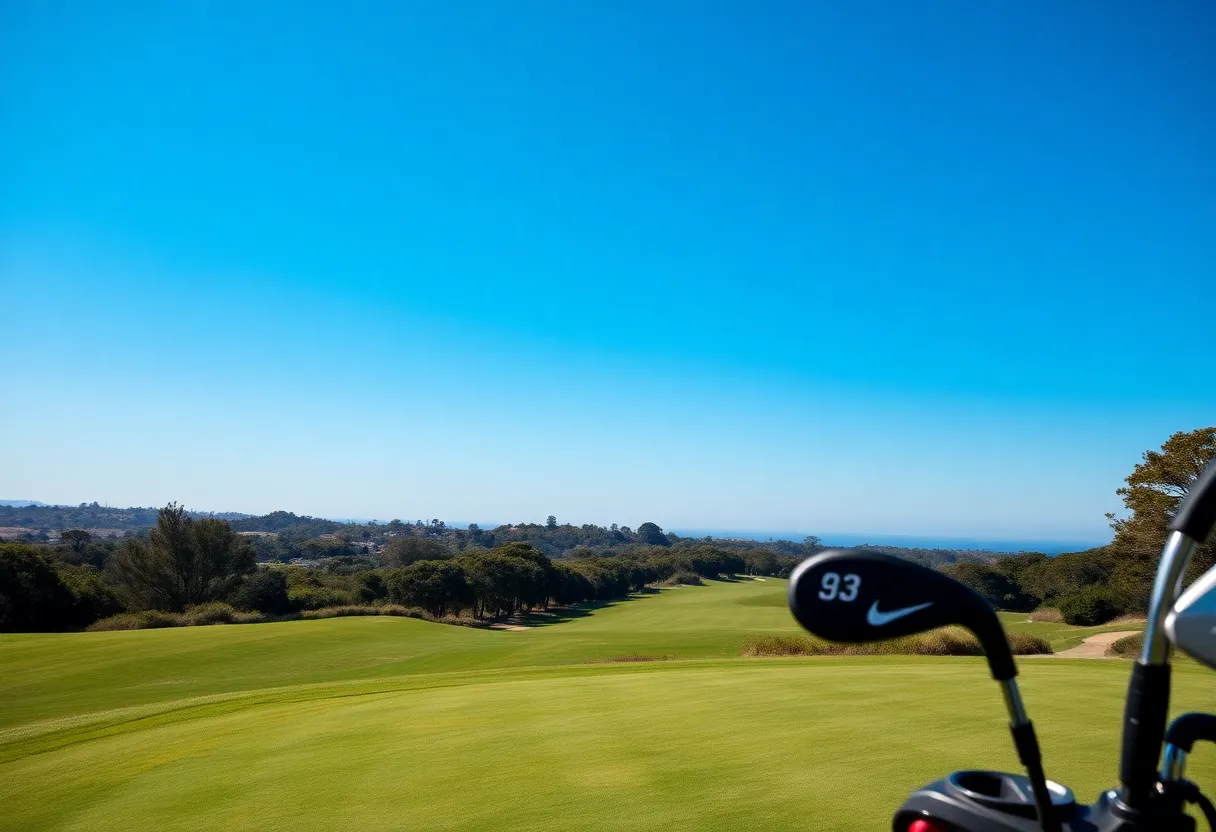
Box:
298 604 429 620
87 604 438 630
741 628 1052 657
1029 607 1064 623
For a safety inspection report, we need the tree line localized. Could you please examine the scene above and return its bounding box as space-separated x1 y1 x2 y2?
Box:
3 427 1211 633
0 506 771 632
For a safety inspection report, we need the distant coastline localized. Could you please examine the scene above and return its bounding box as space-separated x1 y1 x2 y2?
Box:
670 529 1109 555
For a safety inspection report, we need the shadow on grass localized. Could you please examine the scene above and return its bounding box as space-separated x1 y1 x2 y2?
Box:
509 589 665 628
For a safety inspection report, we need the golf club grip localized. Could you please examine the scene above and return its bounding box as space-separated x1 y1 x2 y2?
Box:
1165 712 1216 754
1010 721 1061 832
1171 459 1216 542
1120 662 1171 807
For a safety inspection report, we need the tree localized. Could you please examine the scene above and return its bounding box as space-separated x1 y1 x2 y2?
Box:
231 569 293 615
1107 428 1216 610
386 560 471 618
948 562 1038 611
383 536 449 566
637 522 670 547
0 544 76 631
60 529 92 554
546 515 558 529
109 504 256 611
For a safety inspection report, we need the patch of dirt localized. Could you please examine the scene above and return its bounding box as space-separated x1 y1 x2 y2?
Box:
1051 631 1141 659
488 623 528 631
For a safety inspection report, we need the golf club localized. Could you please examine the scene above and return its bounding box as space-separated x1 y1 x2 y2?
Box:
1166 566 1216 671
789 550 1061 832
1162 712 1216 784
1118 459 1216 817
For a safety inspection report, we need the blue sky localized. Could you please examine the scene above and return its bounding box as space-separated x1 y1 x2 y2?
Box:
2 1 1213 545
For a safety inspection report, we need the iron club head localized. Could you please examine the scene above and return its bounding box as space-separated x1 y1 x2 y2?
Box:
1165 565 1216 671
788 548 1016 680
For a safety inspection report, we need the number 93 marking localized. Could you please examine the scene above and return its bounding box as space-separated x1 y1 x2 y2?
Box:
818 571 861 602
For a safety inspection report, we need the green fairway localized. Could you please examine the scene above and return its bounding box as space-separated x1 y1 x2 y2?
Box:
2 578 1213 831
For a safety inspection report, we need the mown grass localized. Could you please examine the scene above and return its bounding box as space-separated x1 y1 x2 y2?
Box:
2 577 1210 832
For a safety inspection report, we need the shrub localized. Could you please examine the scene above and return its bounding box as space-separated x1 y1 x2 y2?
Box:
86 610 185 631
1028 607 1064 623
741 627 1051 657
230 569 293 615
1108 632 1143 658
288 585 357 610
183 602 238 625
1006 632 1053 655
1059 586 1125 626
662 570 703 587
299 604 430 620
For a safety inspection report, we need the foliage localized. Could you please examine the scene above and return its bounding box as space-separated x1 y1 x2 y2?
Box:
1107 632 1144 658
182 602 239 625
636 522 671 547
1106 427 1215 610
86 610 186 631
60 529 92 554
383 536 450 566
1028 607 1064 623
230 511 343 541
385 561 471 617
1059 585 1125 627
0 544 76 632
55 564 125 627
109 504 256 611
298 604 430 620
947 561 1037 611
230 569 293 615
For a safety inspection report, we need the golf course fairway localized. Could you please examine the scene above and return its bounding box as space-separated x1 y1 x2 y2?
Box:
2 579 1212 831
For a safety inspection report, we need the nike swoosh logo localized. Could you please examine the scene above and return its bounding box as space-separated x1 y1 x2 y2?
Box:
867 600 933 627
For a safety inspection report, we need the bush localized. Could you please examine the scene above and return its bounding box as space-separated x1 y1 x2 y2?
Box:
288 585 358 610
183 602 238 625
230 569 293 615
1108 632 1143 658
87 610 185 631
1059 586 1125 626
298 604 429 620
1028 607 1064 623
1006 632 1053 655
741 628 1051 657
662 570 703 587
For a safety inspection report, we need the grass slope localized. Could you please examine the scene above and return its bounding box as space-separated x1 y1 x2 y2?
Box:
2 579 1212 831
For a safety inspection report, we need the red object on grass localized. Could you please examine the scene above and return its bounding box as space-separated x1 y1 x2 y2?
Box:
907 818 950 832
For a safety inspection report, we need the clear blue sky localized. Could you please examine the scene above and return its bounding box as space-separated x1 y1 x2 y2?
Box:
2 1 1213 545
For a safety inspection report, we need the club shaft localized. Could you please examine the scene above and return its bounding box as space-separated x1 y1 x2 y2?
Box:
1141 531 1196 665
1000 680 1061 832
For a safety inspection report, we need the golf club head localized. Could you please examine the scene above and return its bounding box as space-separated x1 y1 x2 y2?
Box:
789 549 1017 680
1165 565 1216 671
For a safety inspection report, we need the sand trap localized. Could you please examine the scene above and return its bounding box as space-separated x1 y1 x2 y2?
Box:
1050 630 1140 659
488 623 528 631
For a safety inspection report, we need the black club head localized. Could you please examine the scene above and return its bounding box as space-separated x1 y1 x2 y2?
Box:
788 549 1016 681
